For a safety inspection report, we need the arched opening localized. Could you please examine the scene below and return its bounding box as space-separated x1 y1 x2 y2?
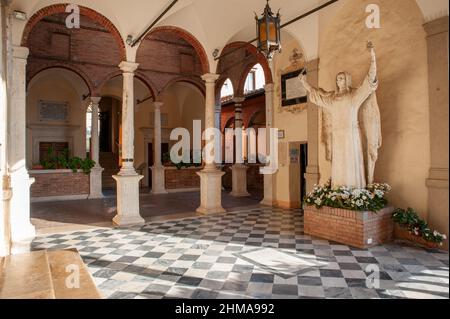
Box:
27 68 90 170
220 79 234 102
244 64 266 95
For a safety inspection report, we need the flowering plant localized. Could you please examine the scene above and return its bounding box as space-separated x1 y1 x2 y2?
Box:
392 207 447 245
304 180 391 212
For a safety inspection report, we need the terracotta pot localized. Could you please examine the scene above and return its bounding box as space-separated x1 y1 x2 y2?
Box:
394 224 440 249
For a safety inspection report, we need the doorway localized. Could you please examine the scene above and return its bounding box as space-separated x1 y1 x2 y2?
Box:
99 111 111 152
148 142 169 189
300 143 308 206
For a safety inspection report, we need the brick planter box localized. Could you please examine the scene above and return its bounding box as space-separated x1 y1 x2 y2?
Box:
30 169 90 201
164 167 201 190
304 206 394 249
394 224 441 249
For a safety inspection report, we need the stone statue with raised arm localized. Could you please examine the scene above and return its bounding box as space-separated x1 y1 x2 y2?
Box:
299 42 382 189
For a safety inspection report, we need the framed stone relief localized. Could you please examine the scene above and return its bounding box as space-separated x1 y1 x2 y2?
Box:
277 49 308 114
281 68 307 107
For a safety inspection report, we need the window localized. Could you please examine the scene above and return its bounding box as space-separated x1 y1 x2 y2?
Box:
220 78 234 103
244 64 265 95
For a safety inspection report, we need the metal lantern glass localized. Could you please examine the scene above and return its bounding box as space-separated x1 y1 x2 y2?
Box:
256 0 281 60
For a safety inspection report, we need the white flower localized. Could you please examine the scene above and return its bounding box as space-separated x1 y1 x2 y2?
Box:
443 235 447 240
356 200 363 207
375 190 384 198
314 199 322 206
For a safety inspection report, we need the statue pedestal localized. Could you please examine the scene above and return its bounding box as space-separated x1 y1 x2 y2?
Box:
304 206 394 249
113 174 145 226
230 164 250 197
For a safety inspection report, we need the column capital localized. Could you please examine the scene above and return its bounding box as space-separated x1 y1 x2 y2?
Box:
264 83 275 93
12 46 29 60
153 101 163 111
233 97 245 105
119 61 139 73
90 96 102 105
423 16 449 37
201 73 220 83
306 58 320 73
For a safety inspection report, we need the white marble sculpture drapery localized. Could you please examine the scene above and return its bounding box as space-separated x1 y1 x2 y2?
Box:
300 43 381 189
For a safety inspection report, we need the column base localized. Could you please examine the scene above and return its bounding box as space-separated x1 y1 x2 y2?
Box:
112 174 145 226
196 168 226 215
230 164 250 197
9 169 36 244
88 166 104 199
151 165 168 195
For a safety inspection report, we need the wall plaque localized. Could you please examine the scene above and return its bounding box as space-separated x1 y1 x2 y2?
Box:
39 100 69 122
281 69 307 107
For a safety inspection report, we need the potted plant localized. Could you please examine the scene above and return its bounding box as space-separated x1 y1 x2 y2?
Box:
40 147 95 174
392 207 447 249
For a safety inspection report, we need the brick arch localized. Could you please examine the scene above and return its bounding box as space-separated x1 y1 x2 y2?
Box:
160 76 206 98
27 64 94 95
246 110 263 128
138 26 210 75
222 116 235 132
21 4 126 60
218 42 273 96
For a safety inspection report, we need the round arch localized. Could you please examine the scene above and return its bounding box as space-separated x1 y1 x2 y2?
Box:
27 64 94 96
96 71 157 100
160 76 206 98
137 26 210 75
247 110 264 128
21 4 126 60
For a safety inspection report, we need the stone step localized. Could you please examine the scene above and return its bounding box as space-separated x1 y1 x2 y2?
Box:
0 250 55 299
47 249 101 299
0 249 101 299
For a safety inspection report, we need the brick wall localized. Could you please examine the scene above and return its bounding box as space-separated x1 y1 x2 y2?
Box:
304 206 394 249
165 167 201 190
26 13 203 95
30 170 90 198
221 94 266 131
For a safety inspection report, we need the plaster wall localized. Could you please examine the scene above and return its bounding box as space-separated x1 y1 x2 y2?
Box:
318 0 431 217
273 38 308 208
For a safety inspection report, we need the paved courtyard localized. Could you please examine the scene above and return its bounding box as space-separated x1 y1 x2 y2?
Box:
31 207 449 299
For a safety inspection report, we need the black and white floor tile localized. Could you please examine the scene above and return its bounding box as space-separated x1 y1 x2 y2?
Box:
31 208 449 299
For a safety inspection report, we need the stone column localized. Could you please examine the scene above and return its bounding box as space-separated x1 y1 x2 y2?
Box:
230 97 250 197
305 59 321 193
424 16 449 249
0 3 10 257
260 81 276 206
88 97 104 199
151 101 167 194
113 61 144 226
8 46 35 253
196 73 225 214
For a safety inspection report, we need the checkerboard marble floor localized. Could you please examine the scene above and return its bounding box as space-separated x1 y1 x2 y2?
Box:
31 207 449 299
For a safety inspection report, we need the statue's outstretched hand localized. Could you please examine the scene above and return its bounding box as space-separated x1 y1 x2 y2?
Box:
298 73 307 84
367 41 376 60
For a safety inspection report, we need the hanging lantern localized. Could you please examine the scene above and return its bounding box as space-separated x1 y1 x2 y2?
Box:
255 0 281 60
